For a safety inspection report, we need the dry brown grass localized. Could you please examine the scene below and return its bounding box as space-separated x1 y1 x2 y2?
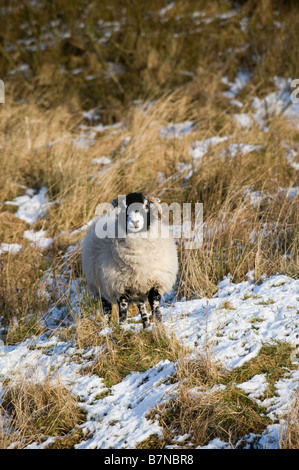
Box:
155 384 270 448
89 324 184 388
142 341 297 449
0 377 85 449
0 244 49 344
76 316 103 349
280 389 299 449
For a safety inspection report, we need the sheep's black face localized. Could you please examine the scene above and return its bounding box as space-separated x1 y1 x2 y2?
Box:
125 192 150 234
113 192 160 235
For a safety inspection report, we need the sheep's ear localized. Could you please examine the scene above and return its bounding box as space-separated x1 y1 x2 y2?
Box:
146 195 162 216
111 196 127 209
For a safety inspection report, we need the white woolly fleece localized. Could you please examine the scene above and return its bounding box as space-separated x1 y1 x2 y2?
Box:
82 213 178 305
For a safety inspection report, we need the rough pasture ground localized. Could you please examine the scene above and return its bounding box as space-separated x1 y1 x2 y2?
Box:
0 0 298 449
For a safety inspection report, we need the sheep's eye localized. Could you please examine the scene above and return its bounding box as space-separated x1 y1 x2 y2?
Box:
135 209 139 213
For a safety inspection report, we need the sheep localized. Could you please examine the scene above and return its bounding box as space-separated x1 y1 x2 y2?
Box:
81 192 178 328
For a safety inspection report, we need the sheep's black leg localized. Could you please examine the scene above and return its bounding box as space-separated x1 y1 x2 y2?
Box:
148 288 162 322
101 297 112 324
137 302 149 329
118 295 129 327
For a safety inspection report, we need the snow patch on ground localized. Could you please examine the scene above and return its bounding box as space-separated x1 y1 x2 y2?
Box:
237 374 268 399
222 70 252 100
5 187 51 225
284 143 299 171
189 136 229 161
252 77 299 131
91 156 112 165
24 229 53 250
0 243 22 255
76 360 176 449
219 143 262 159
233 113 252 129
0 273 298 449
160 121 194 139
162 274 299 369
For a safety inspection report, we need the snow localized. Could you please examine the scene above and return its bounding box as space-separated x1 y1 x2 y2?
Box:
279 186 299 199
92 122 123 133
3 188 53 252
243 186 265 207
160 121 194 139
237 374 268 399
162 274 299 369
243 185 299 208
284 143 299 171
189 136 229 161
159 3 175 17
236 424 283 449
1 6 299 451
260 369 299 420
255 424 283 449
176 136 231 180
222 74 299 135
183 140 262 180
0 333 176 449
72 130 96 149
25 437 58 449
185 139 262 179
24 229 53 250
76 360 176 449
198 438 229 449
5 187 51 225
0 243 22 255
251 77 299 131
82 108 101 122
0 344 107 424
222 70 252 99
0 272 298 449
233 113 252 129
73 122 124 149
91 156 112 165
219 143 263 159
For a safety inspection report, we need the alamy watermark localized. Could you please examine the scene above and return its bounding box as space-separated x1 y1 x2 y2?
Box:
0 80 4 103
0 339 7 355
94 196 203 249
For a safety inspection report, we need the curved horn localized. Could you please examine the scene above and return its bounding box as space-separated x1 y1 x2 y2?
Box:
146 194 163 215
